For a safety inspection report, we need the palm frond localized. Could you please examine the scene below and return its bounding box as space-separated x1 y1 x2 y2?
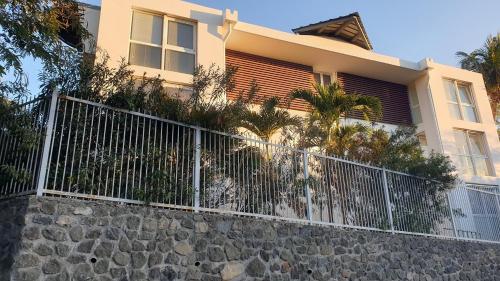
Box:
239 97 302 142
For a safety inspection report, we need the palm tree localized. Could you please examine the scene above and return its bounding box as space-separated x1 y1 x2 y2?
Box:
456 33 500 120
236 97 302 216
238 96 302 142
291 82 382 224
291 82 382 154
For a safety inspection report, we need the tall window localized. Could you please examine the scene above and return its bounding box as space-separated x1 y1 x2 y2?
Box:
444 79 478 122
314 72 332 85
452 130 492 176
409 91 422 124
129 10 196 74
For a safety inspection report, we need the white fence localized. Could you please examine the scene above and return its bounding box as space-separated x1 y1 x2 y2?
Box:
1 93 499 243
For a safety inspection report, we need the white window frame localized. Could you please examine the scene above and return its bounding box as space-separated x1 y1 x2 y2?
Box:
314 72 333 85
452 129 492 176
129 10 197 74
445 79 479 123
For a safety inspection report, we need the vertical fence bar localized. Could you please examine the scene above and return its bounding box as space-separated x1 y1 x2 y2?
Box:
381 168 395 233
193 128 201 212
303 149 313 222
35 91 59 196
447 192 459 238
495 184 500 231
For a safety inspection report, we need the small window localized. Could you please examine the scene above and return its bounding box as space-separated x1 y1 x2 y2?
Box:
129 11 196 74
417 133 429 154
409 91 422 124
314 73 332 85
444 79 478 122
452 130 492 176
165 20 196 74
417 133 427 147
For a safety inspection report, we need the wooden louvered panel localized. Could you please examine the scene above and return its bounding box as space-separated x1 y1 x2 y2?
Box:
226 49 314 111
337 72 412 125
225 50 412 126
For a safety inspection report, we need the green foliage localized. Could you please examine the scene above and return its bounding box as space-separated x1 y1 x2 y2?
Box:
40 51 255 133
349 126 456 188
290 80 456 232
0 96 47 187
291 82 382 155
292 82 382 133
238 96 302 142
0 0 88 97
457 33 500 129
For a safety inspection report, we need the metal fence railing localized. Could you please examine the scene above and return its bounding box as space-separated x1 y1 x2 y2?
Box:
1 92 499 243
0 96 51 197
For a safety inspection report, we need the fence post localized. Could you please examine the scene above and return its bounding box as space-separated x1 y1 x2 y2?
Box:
381 168 395 234
494 184 500 228
446 192 459 239
303 149 313 222
35 91 59 197
193 128 201 212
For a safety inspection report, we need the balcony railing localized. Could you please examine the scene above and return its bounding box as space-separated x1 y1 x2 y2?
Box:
1 92 499 243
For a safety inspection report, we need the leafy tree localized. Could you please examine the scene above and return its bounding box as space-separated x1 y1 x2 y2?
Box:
0 0 88 97
291 82 381 155
456 33 500 123
290 81 456 231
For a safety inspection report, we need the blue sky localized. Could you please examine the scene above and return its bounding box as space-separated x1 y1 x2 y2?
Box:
12 0 500 94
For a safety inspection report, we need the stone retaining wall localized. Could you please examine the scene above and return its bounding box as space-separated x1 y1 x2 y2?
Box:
1 196 500 281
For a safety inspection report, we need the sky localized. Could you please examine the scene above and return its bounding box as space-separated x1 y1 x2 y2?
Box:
12 0 500 94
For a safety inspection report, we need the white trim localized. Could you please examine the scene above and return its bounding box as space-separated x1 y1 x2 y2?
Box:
452 129 493 176
444 79 479 123
313 72 332 85
129 9 197 74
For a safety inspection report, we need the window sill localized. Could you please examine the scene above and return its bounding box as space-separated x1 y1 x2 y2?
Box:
130 65 194 86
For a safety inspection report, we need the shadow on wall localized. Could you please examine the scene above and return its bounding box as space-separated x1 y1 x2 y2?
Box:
190 10 224 41
0 196 29 281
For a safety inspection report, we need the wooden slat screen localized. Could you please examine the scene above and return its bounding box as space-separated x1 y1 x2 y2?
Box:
337 72 413 125
225 50 412 125
226 49 314 111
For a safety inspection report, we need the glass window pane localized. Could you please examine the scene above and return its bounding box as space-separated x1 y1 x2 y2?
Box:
462 105 478 122
455 155 475 175
168 21 194 49
458 85 472 104
323 75 332 85
473 157 491 176
412 106 422 124
165 50 195 74
313 73 321 85
453 130 469 155
468 133 486 156
131 12 163 45
448 103 462 120
129 43 162 69
444 80 458 102
409 91 419 106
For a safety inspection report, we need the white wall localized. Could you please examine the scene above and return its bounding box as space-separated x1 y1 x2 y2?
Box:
81 4 101 53
96 0 227 86
416 59 500 185
90 0 499 186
